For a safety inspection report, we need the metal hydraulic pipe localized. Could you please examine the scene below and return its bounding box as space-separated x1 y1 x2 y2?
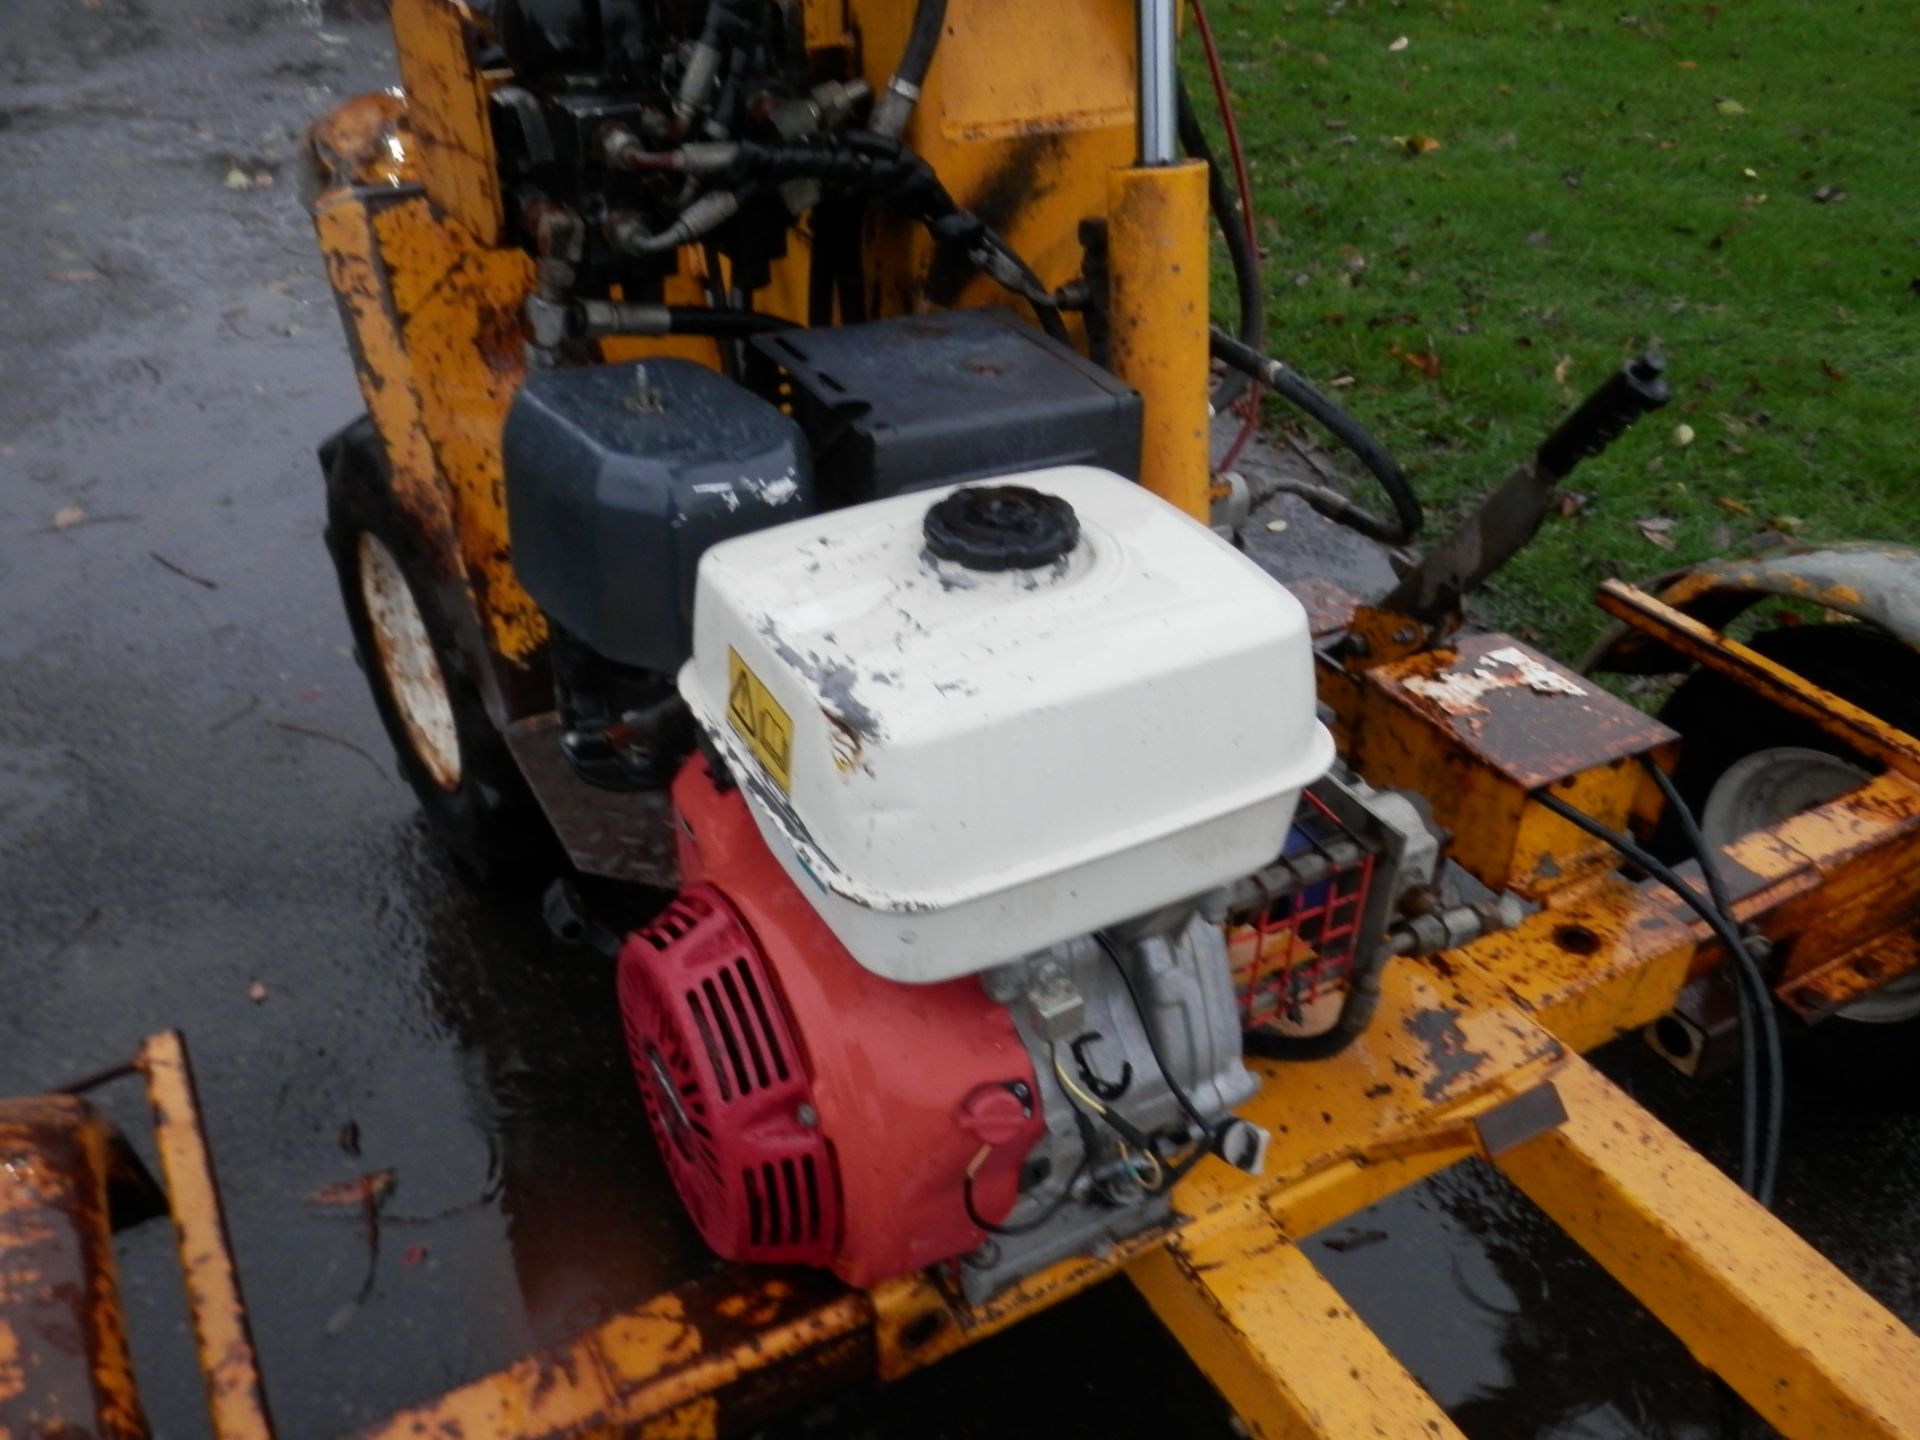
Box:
1136 0 1179 165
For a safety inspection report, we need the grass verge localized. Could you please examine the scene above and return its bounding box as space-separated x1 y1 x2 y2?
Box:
1190 0 1919 655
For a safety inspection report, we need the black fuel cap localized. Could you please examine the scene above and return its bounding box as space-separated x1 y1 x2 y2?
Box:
922 485 1079 572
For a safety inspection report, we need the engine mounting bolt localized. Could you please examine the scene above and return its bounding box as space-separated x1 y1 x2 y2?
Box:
796 1103 818 1129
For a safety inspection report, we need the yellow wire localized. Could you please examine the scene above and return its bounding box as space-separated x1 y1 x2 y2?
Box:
1053 1045 1170 1192
1052 1047 1108 1116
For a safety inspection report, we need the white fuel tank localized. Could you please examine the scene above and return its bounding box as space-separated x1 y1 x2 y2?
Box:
680 466 1334 983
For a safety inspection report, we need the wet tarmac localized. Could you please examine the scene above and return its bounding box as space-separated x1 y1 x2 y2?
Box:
2 2 1917 1436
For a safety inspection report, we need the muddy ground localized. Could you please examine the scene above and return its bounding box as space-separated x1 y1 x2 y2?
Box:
2 2 1916 1436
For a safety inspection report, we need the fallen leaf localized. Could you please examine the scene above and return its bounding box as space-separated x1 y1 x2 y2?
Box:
252 171 275 189
309 1169 396 1208
1555 492 1587 518
1398 133 1443 157
1741 166 1759 179
247 980 268 1003
1772 608 1804 628
1400 348 1442 379
224 165 252 190
1552 355 1574 387
52 504 88 530
1715 98 1747 116
1636 517 1679 551
403 1243 429 1267
1265 518 1289 533
1671 423 1696 447
1769 515 1808 535
1715 496 1752 515
1811 185 1848 205
1820 359 1848 382
1325 374 1357 388
338 1121 362 1156
1388 35 1410 51
1676 59 1698 70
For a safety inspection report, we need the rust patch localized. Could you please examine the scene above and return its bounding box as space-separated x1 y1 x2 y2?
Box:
1403 1007 1492 1100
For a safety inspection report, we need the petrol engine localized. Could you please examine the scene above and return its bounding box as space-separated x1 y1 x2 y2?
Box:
584 463 1438 1300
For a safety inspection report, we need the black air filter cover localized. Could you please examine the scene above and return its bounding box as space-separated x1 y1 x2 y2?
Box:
505 360 813 673
748 309 1141 507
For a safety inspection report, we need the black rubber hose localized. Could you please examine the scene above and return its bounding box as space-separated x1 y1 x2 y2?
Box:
1637 758 1784 1207
1210 328 1425 543
1177 79 1263 410
872 0 948 138
895 0 947 94
1537 789 1783 1207
665 307 791 337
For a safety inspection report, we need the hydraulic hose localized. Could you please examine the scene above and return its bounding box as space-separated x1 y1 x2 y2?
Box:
571 299 797 339
1210 328 1425 543
870 0 949 139
1176 81 1262 410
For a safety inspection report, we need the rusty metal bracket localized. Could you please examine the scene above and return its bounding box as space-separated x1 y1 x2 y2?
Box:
1596 579 1920 779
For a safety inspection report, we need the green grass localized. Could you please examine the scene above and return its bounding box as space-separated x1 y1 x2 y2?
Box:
1189 0 1920 655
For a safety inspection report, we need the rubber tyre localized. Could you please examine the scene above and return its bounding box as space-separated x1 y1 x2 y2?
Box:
322 417 556 882
1659 623 1920 1099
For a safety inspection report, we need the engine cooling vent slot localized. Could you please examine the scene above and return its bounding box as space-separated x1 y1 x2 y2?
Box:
616 885 836 1265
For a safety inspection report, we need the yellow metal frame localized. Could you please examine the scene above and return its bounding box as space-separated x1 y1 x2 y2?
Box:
275 2 1920 1435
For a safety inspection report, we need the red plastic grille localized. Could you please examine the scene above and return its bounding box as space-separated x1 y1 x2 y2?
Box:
1229 792 1376 1033
616 886 836 1265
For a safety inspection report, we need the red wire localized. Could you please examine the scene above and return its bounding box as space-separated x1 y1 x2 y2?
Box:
1187 0 1263 473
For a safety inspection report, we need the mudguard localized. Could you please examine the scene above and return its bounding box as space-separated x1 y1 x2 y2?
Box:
1583 542 1920 673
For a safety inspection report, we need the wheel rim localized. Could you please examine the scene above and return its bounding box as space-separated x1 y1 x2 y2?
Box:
1701 745 1920 1024
358 532 462 791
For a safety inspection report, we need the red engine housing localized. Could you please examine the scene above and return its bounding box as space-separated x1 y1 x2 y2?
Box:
617 756 1045 1287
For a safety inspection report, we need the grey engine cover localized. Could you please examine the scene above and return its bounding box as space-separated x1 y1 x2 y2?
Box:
965 906 1256 1304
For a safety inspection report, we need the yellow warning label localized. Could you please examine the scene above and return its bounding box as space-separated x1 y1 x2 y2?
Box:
727 647 793 794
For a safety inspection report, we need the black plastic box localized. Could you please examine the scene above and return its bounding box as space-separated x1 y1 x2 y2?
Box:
504 359 814 673
748 309 1141 507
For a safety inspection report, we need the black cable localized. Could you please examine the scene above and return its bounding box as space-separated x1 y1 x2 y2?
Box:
1535 789 1783 1207
1094 933 1218 1141
1209 328 1424 543
963 1159 1085 1237
1639 758 1785 1207
1177 78 1263 411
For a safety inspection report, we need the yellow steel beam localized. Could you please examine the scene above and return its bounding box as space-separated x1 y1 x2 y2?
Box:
1596 579 1920 779
358 1273 873 1440
1105 161 1213 521
137 1033 274 1440
1129 1211 1465 1440
1497 1055 1920 1440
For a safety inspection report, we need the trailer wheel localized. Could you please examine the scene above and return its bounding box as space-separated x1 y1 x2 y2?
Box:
1660 623 1920 1098
322 417 555 881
